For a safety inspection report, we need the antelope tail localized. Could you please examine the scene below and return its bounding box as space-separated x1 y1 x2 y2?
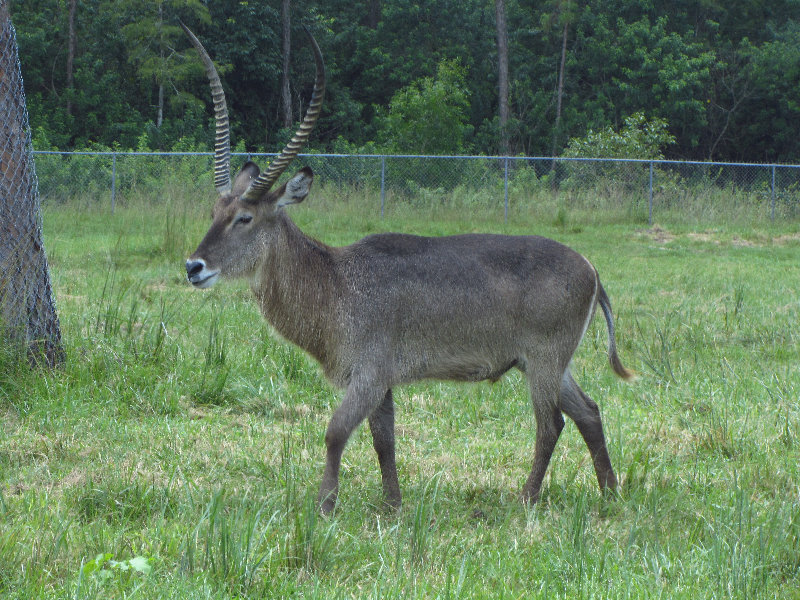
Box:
596 281 635 380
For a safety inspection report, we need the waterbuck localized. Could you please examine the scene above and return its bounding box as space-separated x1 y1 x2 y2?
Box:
183 25 633 514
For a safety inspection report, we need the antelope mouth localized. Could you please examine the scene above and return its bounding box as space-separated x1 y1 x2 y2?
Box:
188 271 220 289
186 259 220 289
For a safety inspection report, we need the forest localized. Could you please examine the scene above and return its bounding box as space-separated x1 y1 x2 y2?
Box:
8 0 800 163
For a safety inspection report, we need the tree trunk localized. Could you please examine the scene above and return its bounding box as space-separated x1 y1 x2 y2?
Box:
280 0 292 129
551 21 568 157
495 0 509 155
365 0 381 29
156 2 164 128
157 82 164 128
0 7 64 367
66 0 76 116
550 20 569 179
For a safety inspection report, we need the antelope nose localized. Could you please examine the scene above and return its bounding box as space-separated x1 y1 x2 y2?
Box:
186 259 205 278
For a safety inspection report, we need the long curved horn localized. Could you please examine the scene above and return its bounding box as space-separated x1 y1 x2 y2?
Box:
243 26 325 201
181 22 231 195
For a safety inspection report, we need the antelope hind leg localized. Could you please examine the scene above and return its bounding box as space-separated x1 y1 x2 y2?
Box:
368 388 402 510
559 370 618 492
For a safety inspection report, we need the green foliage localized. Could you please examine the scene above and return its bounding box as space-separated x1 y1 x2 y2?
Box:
9 0 800 160
77 553 152 597
563 112 676 160
564 13 714 150
539 0 579 35
731 22 800 161
82 554 152 578
376 59 473 155
119 0 211 87
560 113 676 194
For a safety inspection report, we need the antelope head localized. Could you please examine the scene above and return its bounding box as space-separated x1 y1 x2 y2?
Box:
182 24 325 289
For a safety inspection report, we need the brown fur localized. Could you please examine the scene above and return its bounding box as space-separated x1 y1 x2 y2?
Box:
186 164 632 514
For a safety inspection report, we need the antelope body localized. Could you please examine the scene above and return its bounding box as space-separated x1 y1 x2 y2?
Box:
183 25 633 514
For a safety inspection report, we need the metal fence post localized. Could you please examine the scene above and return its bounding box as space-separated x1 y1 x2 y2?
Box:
771 164 776 222
503 157 509 223
380 155 386 218
648 161 654 226
111 151 116 214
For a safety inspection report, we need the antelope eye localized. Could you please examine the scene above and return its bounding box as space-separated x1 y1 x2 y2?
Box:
234 214 253 226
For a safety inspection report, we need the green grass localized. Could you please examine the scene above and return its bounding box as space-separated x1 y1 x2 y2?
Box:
1 185 799 599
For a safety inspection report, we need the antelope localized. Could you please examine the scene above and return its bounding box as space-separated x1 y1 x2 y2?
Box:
183 25 633 515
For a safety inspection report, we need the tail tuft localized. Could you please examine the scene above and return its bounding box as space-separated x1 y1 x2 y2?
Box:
610 352 636 381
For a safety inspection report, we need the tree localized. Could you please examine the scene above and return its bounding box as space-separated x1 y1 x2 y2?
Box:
365 0 381 29
280 0 292 128
376 59 473 155
568 12 715 157
8 0 800 160
0 5 63 366
563 112 675 160
704 46 753 161
709 23 800 161
65 0 76 116
495 0 509 155
118 0 210 129
541 0 578 158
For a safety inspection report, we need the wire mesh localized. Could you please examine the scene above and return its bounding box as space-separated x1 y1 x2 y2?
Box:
30 150 800 224
0 9 63 365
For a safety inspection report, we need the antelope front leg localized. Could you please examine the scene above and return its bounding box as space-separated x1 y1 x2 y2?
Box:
319 376 387 515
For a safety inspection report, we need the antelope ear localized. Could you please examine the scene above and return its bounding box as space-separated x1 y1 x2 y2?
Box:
232 162 261 197
275 167 314 208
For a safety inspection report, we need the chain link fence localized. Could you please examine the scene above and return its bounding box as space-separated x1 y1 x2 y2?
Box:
0 8 63 365
31 150 800 223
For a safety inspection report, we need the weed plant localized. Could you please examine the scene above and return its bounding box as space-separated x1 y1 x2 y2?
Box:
0 182 798 598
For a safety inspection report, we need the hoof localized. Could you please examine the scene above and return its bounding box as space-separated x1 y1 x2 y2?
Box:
318 490 337 516
520 489 541 506
382 495 402 513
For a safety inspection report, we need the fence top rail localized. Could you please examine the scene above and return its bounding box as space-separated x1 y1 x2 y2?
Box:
30 149 800 170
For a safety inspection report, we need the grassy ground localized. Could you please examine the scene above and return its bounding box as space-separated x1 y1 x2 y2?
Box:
1 186 799 599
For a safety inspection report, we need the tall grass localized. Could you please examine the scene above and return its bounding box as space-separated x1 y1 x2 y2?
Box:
0 181 798 598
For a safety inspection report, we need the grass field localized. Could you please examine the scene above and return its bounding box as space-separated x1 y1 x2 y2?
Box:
1 185 799 599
